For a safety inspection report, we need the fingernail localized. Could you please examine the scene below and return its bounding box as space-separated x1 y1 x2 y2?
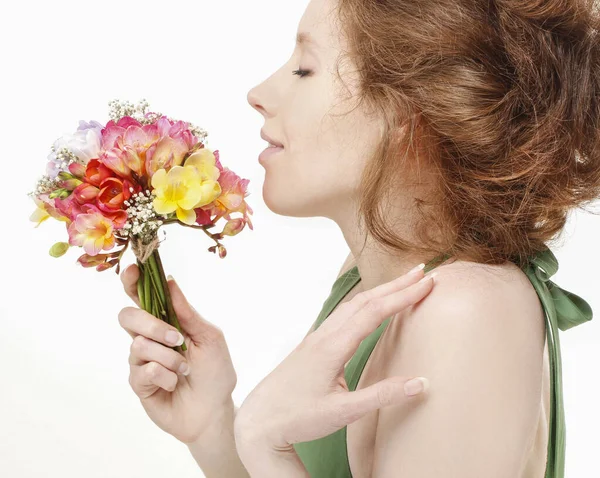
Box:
165 330 184 346
418 272 437 284
404 377 429 396
167 274 174 282
178 362 190 375
409 263 425 274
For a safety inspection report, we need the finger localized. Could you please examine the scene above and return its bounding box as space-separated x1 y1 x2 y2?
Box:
129 335 191 375
167 275 224 346
118 306 185 348
317 264 428 337
324 376 429 427
129 361 178 398
334 273 436 362
120 263 141 308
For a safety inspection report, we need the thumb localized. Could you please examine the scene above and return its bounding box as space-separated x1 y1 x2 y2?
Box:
327 376 429 426
167 275 219 344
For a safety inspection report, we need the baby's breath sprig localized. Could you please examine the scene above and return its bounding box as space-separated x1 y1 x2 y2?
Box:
107 98 209 143
27 175 62 198
50 145 86 171
120 188 166 244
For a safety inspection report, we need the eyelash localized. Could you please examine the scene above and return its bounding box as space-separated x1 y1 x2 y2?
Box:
292 68 311 78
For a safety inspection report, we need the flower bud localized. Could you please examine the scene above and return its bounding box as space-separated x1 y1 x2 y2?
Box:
221 218 245 237
49 242 70 258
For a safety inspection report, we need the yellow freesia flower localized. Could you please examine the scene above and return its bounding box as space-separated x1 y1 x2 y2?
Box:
29 205 50 227
184 148 222 208
151 158 221 225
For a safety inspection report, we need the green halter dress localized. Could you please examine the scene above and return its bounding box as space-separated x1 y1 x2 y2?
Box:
293 246 593 478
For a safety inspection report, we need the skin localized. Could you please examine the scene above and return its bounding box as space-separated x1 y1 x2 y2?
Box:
245 0 551 476
118 271 239 445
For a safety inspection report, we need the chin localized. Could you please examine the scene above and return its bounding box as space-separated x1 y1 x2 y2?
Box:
261 181 325 218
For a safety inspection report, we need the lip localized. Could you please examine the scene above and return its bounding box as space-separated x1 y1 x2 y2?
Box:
259 145 284 164
260 130 284 148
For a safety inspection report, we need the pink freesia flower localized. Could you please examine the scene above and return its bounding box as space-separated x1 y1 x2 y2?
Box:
145 136 191 180
101 116 144 151
55 195 87 223
67 207 116 256
68 162 87 178
99 115 199 182
101 148 132 180
205 167 254 230
72 182 100 204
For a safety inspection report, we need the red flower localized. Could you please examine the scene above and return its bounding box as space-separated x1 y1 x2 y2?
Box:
85 159 114 187
97 177 132 212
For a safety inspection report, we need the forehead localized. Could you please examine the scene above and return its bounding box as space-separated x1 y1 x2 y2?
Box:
296 0 339 49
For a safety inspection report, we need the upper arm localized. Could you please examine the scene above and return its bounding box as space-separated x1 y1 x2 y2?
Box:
303 251 355 339
371 266 546 478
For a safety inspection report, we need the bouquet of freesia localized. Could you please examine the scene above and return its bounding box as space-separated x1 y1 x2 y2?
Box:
28 99 253 352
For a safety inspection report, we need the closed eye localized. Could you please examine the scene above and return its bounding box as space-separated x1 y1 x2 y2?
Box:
292 68 312 78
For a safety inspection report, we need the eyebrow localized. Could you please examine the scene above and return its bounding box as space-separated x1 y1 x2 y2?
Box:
296 32 319 48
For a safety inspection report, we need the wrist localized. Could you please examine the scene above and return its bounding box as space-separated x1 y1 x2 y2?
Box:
186 396 236 447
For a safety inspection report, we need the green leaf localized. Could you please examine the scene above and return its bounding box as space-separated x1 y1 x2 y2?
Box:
49 188 67 199
49 242 70 258
57 172 74 180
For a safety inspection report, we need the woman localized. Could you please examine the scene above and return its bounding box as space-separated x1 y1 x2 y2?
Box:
117 0 599 476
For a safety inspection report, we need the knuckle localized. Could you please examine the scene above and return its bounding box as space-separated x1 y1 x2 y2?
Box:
351 290 374 309
168 375 178 392
173 356 186 373
130 335 147 354
362 297 382 315
146 361 161 380
335 403 359 427
336 301 353 315
149 322 164 338
377 382 398 406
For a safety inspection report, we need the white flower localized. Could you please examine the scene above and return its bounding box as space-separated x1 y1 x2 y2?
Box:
46 120 104 179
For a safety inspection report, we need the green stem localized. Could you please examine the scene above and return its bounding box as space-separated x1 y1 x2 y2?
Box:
143 260 151 313
152 249 187 352
137 261 148 311
147 253 167 313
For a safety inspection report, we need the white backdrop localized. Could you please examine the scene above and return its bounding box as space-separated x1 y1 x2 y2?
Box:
2 0 599 477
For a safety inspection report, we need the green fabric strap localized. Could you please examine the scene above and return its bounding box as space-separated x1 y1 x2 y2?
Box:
520 247 593 478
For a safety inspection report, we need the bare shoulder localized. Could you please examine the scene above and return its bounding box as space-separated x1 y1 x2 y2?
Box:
423 258 545 324
379 258 547 378
390 261 545 351
369 260 548 475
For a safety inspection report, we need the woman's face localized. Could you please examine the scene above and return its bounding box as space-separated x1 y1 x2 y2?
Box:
247 0 385 220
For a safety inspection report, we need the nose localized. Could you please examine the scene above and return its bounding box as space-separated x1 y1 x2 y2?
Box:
247 87 265 116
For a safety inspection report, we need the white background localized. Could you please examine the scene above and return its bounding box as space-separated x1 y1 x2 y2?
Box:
2 0 599 476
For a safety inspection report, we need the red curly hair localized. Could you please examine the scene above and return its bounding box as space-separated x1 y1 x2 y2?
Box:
333 0 600 268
